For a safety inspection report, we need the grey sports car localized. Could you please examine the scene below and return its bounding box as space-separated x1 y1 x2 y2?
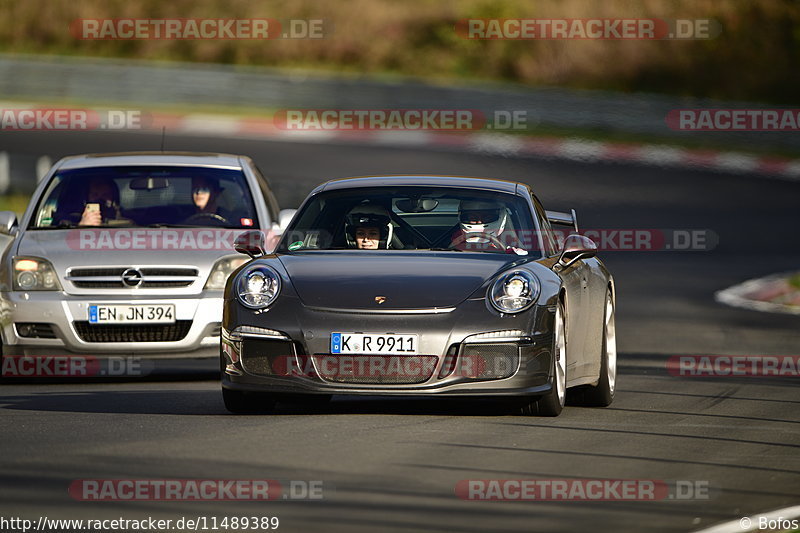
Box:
221 175 616 416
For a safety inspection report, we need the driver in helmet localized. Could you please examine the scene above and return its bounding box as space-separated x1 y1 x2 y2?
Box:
345 205 394 249
451 199 526 254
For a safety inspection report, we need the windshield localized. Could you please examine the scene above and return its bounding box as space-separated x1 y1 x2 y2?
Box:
278 186 540 256
29 166 259 229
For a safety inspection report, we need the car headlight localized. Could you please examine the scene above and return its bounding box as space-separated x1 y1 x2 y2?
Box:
235 264 281 308
12 257 62 291
205 256 249 290
489 270 539 314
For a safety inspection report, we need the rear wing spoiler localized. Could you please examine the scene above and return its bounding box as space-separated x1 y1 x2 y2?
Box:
545 209 579 233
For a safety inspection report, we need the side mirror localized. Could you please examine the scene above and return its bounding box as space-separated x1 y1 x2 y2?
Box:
234 230 266 259
556 233 597 269
0 211 18 236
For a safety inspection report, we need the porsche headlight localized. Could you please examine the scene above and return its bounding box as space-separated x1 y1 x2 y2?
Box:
205 256 249 290
489 270 539 314
13 257 62 291
235 264 281 308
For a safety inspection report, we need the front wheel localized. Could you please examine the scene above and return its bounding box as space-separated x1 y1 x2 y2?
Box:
521 299 566 416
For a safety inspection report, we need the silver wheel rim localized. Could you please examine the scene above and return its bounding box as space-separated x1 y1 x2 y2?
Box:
555 304 567 406
605 294 617 394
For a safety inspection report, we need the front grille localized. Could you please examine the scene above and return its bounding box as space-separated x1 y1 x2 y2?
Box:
70 268 126 277
73 321 192 342
459 343 519 379
241 338 296 376
68 267 198 288
69 267 125 288
15 322 57 339
138 268 199 288
312 354 438 384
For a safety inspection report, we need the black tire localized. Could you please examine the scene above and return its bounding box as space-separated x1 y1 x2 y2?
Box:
520 299 566 416
222 388 277 414
581 291 616 407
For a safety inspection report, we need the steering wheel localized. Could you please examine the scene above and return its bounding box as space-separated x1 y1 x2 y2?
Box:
182 212 230 225
449 231 507 250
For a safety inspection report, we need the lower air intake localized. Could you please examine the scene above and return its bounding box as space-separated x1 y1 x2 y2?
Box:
459 343 519 379
312 354 438 384
73 321 192 342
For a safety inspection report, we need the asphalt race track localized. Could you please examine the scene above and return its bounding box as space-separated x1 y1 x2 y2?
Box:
1 130 798 533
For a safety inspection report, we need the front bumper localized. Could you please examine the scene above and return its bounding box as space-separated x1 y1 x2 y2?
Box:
221 297 556 397
0 290 222 358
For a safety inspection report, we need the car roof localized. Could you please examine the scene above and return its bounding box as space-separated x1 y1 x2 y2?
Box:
56 152 245 170
317 175 521 194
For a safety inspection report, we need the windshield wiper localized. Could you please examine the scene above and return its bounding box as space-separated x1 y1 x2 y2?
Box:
426 247 462 252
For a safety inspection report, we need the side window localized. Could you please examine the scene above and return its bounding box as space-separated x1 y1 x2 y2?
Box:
532 197 559 256
34 176 64 227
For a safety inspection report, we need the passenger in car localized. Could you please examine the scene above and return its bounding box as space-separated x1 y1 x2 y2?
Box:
53 176 123 227
79 177 123 226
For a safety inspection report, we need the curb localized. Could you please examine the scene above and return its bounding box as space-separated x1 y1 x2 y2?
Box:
3 102 800 179
715 272 800 315
146 111 800 180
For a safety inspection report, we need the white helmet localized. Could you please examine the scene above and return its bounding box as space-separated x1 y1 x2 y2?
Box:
458 199 507 241
345 204 394 249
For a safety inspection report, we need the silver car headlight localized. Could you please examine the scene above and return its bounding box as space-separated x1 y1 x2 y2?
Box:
235 264 281 308
489 270 539 314
12 257 62 291
205 256 249 290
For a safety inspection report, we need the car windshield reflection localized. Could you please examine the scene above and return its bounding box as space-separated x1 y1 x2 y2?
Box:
30 166 259 229
278 186 539 256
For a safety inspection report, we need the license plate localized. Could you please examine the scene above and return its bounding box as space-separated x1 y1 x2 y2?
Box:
88 304 176 324
331 333 418 355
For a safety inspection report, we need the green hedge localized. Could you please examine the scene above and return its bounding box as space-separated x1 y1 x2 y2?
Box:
1 0 797 102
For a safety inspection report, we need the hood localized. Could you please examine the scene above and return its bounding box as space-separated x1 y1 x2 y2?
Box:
278 251 519 310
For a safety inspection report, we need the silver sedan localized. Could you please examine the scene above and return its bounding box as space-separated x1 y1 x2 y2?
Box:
0 152 294 362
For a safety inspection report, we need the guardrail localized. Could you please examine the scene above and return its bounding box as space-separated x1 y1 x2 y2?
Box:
1 53 796 151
